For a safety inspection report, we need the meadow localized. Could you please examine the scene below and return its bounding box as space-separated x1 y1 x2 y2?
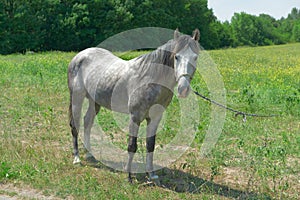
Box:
0 43 299 199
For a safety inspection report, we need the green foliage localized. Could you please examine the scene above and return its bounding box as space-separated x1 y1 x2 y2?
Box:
0 1 299 55
0 162 19 180
292 21 300 42
0 0 217 54
229 12 285 46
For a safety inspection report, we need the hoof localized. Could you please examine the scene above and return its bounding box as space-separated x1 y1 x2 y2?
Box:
73 156 81 164
147 172 160 186
148 172 159 180
127 173 135 184
128 177 133 184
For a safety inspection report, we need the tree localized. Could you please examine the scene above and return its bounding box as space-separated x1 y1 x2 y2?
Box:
0 2 10 53
218 21 236 47
288 7 300 20
256 14 285 45
230 12 286 46
176 0 218 49
1 0 297 54
278 7 300 43
0 0 46 54
231 12 260 46
292 20 300 42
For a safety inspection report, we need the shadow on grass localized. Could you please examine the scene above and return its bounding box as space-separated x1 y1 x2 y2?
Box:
136 168 271 200
85 159 271 200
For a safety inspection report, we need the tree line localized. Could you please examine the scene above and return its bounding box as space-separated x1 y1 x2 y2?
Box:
0 0 299 54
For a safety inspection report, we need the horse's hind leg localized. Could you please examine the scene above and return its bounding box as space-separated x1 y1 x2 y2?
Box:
83 98 100 162
69 91 85 164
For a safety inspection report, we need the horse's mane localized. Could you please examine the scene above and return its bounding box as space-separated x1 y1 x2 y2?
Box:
133 35 199 77
135 39 175 68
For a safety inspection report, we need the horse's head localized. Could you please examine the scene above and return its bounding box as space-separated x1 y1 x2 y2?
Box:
173 29 200 98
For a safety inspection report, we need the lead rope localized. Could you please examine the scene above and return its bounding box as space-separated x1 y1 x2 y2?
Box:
192 90 278 122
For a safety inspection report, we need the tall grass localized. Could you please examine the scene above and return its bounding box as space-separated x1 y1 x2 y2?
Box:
0 44 299 199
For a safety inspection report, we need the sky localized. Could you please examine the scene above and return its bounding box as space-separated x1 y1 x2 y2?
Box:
208 0 300 22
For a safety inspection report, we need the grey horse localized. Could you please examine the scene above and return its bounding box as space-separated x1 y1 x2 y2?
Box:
68 29 200 182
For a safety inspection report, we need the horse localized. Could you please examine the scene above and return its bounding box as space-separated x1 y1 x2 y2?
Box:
68 28 200 182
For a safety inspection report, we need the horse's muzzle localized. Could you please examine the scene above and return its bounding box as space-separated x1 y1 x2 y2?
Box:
177 76 191 98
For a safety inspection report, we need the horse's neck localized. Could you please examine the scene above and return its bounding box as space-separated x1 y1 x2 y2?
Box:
129 42 176 89
137 41 174 67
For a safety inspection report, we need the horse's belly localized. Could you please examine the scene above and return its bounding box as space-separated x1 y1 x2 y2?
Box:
83 59 130 113
93 80 129 114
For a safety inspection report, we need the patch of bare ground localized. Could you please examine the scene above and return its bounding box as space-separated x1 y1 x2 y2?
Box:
0 183 72 200
218 167 249 188
287 156 300 168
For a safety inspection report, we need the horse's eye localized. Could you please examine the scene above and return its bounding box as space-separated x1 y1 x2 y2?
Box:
175 55 179 60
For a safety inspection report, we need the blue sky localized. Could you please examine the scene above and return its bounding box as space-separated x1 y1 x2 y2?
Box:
208 0 300 21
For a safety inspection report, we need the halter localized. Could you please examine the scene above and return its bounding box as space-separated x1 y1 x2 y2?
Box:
175 62 196 82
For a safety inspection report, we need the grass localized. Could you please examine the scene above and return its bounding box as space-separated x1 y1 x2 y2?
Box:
0 44 299 199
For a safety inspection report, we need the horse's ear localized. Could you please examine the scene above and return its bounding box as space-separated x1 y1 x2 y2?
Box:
192 29 200 41
174 28 180 40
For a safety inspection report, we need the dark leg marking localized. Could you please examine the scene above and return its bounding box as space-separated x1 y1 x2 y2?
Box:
146 135 156 153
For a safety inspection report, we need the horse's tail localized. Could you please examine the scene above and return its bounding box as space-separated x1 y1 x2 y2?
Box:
68 60 75 126
67 55 84 126
68 56 83 90
68 49 92 128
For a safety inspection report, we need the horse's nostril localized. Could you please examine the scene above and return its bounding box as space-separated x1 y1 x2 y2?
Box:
180 88 188 97
177 76 191 98
178 85 190 98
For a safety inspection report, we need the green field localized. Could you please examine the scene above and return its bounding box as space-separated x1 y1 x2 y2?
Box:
0 43 299 199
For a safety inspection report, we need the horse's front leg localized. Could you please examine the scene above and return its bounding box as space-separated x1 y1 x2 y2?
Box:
125 114 140 183
146 116 162 180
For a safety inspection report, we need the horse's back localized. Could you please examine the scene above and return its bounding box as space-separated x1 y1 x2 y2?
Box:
68 47 130 110
69 47 128 82
70 47 123 70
